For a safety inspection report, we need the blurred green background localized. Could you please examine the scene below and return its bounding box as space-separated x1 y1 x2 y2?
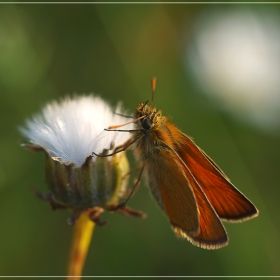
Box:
0 3 279 277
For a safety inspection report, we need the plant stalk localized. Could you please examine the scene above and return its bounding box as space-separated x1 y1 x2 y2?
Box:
67 213 95 280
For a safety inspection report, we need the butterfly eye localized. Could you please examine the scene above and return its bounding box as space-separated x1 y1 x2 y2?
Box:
141 117 152 130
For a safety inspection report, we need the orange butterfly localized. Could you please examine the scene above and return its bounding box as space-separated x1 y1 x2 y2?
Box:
94 78 258 249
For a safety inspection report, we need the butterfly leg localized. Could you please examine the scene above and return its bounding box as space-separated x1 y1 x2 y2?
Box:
106 202 146 218
92 134 144 158
118 162 145 209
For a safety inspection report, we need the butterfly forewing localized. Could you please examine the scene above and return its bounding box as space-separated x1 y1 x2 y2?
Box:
173 128 258 221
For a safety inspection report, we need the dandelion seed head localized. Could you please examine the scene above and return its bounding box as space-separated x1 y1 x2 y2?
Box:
20 95 132 166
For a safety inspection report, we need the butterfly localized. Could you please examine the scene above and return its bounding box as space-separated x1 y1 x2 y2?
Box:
94 78 259 249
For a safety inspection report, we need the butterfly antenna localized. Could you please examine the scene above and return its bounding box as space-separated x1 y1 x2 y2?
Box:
151 77 157 109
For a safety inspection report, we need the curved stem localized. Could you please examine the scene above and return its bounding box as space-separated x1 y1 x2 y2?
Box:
67 213 95 280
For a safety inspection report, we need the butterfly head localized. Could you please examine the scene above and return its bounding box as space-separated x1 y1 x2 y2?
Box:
134 101 164 132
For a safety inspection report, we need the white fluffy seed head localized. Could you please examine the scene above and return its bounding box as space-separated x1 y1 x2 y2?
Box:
20 95 133 167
